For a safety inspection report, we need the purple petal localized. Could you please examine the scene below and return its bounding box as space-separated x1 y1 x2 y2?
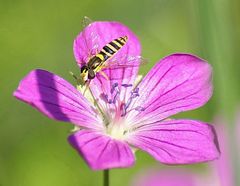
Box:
211 117 234 186
127 53 212 124
14 69 103 130
74 21 141 108
68 129 135 170
236 108 240 154
127 119 220 164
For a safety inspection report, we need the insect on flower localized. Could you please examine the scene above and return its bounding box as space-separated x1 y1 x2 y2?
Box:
80 35 128 81
14 18 220 171
75 17 147 84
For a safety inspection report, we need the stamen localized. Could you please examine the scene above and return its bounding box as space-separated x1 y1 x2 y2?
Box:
132 87 139 95
121 87 142 116
111 82 118 94
99 83 145 117
112 86 120 104
101 83 120 104
100 93 109 103
121 84 133 87
134 106 145 111
101 93 112 104
121 104 127 117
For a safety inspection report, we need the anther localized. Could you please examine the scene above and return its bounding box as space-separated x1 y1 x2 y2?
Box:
111 82 118 94
134 106 145 111
121 88 141 116
112 88 119 104
121 84 133 87
100 93 109 103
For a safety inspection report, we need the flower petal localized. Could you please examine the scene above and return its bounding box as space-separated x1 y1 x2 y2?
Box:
211 118 234 186
127 119 220 164
128 53 212 125
68 129 135 170
14 69 103 130
74 21 141 109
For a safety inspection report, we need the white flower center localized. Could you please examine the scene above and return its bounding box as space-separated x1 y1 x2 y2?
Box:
76 76 145 140
107 120 128 140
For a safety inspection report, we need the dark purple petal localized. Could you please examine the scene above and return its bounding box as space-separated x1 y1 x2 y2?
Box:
127 53 212 125
74 21 141 108
68 129 135 170
14 69 103 130
127 119 220 164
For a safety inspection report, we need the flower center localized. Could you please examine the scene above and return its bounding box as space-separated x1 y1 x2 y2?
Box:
99 83 145 139
106 119 129 140
77 81 144 140
101 83 145 118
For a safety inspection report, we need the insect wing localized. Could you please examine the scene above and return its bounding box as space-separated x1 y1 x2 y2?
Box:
82 16 93 28
81 16 99 57
100 56 147 80
105 55 148 69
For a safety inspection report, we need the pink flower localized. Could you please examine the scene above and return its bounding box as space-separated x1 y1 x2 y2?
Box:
14 20 219 170
209 116 235 186
131 115 237 186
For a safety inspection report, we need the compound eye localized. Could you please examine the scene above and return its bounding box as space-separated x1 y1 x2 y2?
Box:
88 69 96 79
81 65 88 73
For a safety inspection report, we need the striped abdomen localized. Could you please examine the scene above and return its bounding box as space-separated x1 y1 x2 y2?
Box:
85 36 128 79
96 36 128 62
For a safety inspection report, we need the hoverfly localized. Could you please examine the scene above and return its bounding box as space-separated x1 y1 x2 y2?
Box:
74 17 147 85
80 35 129 82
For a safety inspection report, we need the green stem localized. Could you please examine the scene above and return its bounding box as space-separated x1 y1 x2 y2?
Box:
103 169 109 186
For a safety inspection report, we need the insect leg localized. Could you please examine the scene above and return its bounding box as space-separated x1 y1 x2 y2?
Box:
69 71 78 80
99 71 109 81
83 80 91 95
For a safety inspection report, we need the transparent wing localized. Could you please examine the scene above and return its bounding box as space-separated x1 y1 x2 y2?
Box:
82 16 93 28
104 55 148 69
100 55 148 80
81 16 99 58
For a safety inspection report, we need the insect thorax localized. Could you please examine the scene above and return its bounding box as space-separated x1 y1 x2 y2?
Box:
88 56 103 71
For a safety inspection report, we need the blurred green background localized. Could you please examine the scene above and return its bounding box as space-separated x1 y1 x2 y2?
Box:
1 0 239 185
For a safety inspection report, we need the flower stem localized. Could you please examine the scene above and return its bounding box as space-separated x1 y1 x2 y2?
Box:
103 169 109 186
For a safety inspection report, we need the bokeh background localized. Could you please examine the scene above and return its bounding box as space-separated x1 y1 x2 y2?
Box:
1 0 240 185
